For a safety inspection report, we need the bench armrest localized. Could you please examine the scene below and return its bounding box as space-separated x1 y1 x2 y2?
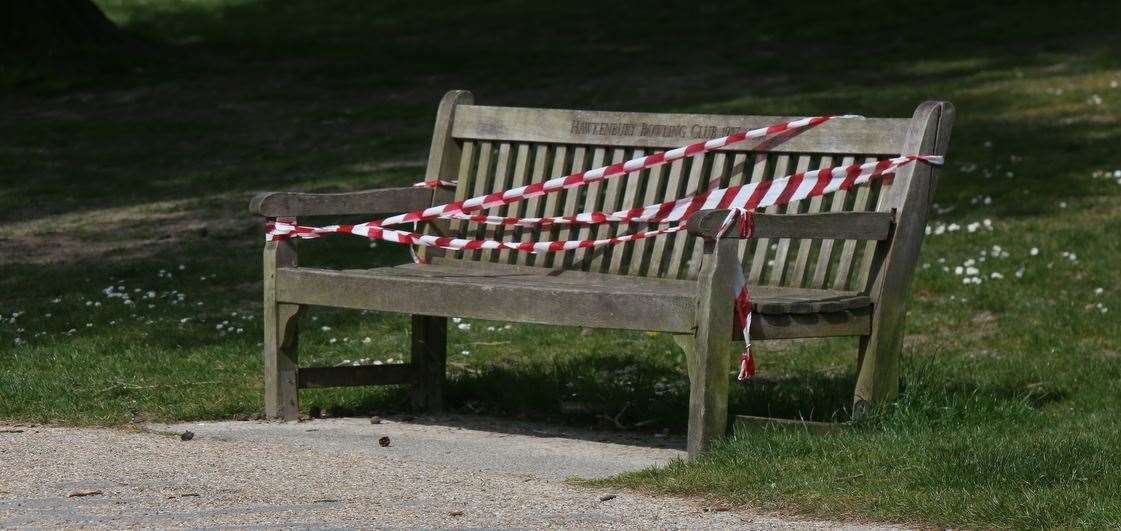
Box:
249 187 435 217
686 210 894 240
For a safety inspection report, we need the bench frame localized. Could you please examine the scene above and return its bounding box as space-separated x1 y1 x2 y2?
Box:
251 91 954 456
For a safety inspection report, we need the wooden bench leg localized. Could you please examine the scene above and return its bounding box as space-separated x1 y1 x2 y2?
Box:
263 302 302 420
852 305 904 420
679 237 740 457
409 315 447 412
674 332 732 457
263 236 302 421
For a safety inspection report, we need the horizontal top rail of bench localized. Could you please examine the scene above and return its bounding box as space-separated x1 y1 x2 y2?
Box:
451 105 910 154
686 211 894 241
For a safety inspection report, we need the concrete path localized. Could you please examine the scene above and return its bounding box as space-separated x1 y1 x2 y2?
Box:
1 417 896 529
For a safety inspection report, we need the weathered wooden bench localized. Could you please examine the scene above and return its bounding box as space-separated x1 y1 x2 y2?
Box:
250 91 954 456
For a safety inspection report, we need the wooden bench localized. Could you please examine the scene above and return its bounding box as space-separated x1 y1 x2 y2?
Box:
250 91 954 456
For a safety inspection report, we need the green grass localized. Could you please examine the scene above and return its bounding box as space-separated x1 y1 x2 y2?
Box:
2 0 1121 527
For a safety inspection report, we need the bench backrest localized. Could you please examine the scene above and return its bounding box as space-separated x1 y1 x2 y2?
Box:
422 91 952 295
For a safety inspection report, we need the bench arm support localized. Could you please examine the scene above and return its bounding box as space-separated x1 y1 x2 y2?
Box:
249 187 435 217
686 210 893 241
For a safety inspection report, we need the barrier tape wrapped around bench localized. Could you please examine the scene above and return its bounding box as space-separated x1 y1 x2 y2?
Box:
265 114 943 380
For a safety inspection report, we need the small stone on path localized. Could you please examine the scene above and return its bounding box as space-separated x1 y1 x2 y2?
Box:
67 490 102 498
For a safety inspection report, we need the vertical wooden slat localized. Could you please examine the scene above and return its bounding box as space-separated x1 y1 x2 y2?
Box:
464 142 495 260
724 152 751 264
682 152 730 280
741 153 770 282
553 146 590 270
665 154 708 278
749 155 789 283
767 155 812 286
587 148 629 271
479 143 514 262
447 140 477 260
498 144 532 263
537 145 569 268
631 157 666 276
832 156 878 289
570 147 607 268
644 158 687 277
857 165 897 290
810 155 856 288
516 144 550 266
608 149 645 274
788 155 833 287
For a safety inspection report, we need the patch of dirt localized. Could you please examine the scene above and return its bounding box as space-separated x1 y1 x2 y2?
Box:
0 198 247 266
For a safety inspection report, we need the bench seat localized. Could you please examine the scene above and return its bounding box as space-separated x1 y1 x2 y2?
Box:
275 261 872 339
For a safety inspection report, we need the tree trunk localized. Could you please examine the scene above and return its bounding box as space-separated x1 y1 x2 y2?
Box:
1 0 130 53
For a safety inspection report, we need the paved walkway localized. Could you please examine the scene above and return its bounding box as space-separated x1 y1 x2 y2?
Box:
1 417 896 528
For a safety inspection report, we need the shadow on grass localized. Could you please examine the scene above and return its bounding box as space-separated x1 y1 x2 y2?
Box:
301 342 1072 445
3 0 1119 226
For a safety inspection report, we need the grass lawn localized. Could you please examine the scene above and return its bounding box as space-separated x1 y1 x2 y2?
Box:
2 0 1120 527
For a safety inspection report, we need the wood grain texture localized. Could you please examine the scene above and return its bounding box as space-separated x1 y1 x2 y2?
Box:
453 105 909 154
749 155 788 284
666 153 708 279
552 146 588 270
646 158 687 276
275 264 698 334
420 87 475 259
853 101 954 417
425 90 475 182
463 141 495 260
479 142 514 262
262 235 302 420
789 155 833 286
682 237 738 456
608 149 646 274
749 308 870 340
585 148 629 271
446 140 478 254
686 211 893 241
832 156 880 290
250 187 434 217
409 315 447 411
570 147 608 267
811 156 857 288
515 144 551 266
768 155 812 286
499 144 532 264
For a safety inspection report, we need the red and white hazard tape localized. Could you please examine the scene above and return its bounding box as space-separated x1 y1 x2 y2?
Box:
379 115 854 227
266 155 940 251
265 114 944 381
413 179 458 189
718 208 756 379
435 155 942 228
